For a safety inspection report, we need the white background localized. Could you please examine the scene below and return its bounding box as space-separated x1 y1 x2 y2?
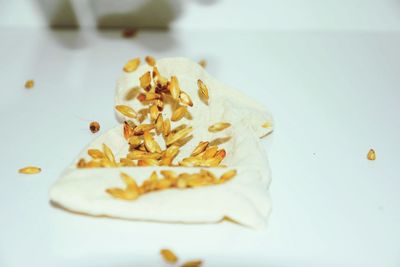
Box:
0 1 400 266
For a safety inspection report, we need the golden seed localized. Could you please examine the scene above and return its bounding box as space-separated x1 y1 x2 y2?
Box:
219 169 237 183
145 92 161 101
139 181 150 194
174 135 193 147
137 93 146 102
164 145 180 158
160 170 178 179
149 104 159 121
197 79 209 103
160 249 178 263
141 183 154 193
123 189 140 200
181 260 203 267
202 157 221 167
137 115 146 124
152 66 160 78
187 175 209 187
171 124 188 134
150 85 157 93
125 86 141 101
367 149 376 161
159 156 174 166
198 59 207 68
138 158 159 166
119 158 136 167
148 85 156 94
156 178 172 190
178 173 191 179
177 178 187 188
209 136 232 146
137 108 149 122
201 169 217 182
102 143 116 166
102 160 116 168
208 122 231 132
106 188 126 199
214 149 226 161
145 56 156 66
148 179 158 192
24 79 35 89
128 136 142 147
115 105 137 118
154 99 164 111
152 66 168 86
88 149 104 159
178 160 193 167
180 157 203 167
139 71 152 90
126 120 137 128
77 158 86 168
133 124 155 135
100 159 114 168
127 150 161 160
123 121 135 140
143 131 162 153
106 185 139 200
202 146 218 159
18 166 41 174
179 91 193 107
86 160 103 168
149 171 159 182
191 141 209 157
171 106 187 121
163 118 171 137
120 172 139 191
141 180 158 190
137 143 147 152
89 121 100 133
159 156 173 166
155 114 163 135
123 58 140 72
170 76 181 100
166 127 193 146
262 121 272 128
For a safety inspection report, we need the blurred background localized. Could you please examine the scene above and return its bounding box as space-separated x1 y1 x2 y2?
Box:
2 0 400 31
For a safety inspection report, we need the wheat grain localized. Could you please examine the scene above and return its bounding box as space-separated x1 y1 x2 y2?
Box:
18 166 41 174
171 106 187 121
367 149 376 160
145 56 156 66
88 149 104 159
208 122 231 132
197 79 209 103
160 249 178 263
179 91 193 107
166 127 193 146
144 131 162 153
123 58 140 72
115 105 137 118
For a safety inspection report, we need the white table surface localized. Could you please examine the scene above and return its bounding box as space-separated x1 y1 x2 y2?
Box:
0 28 399 266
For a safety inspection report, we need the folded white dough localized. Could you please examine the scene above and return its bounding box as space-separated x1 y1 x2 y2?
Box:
50 58 273 229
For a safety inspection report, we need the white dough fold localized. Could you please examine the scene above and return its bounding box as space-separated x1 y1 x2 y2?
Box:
50 58 273 228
